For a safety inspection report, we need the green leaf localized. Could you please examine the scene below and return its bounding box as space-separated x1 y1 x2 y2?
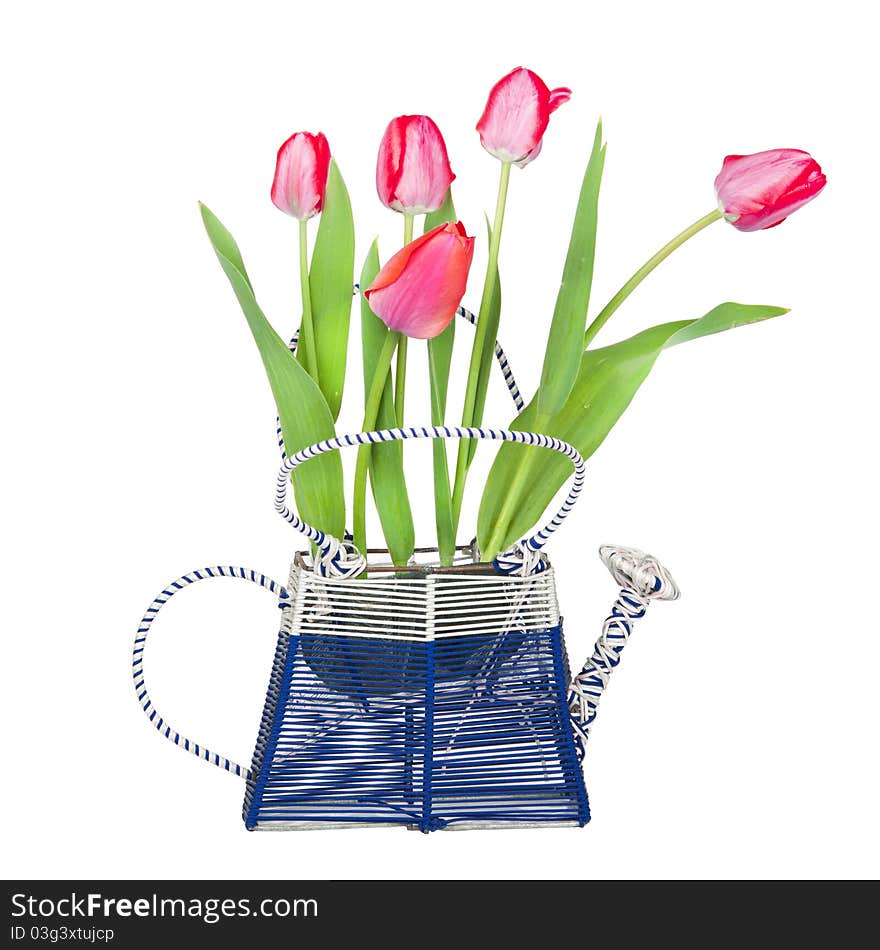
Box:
429 321 456 562
536 120 606 419
200 203 345 540
309 159 355 420
423 187 457 233
360 238 415 565
466 214 502 466
478 302 789 559
425 189 458 562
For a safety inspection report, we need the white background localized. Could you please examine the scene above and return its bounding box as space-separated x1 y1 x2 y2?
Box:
2 0 878 880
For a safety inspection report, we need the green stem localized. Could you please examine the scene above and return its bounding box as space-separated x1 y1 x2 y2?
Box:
450 161 512 529
394 214 414 426
298 218 319 380
394 340 407 426
353 331 401 556
481 454 535 562
583 208 722 348
484 208 723 561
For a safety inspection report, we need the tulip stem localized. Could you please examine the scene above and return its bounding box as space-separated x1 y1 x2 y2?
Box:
394 337 407 428
450 160 511 532
353 330 401 558
298 218 319 381
583 208 723 348
481 209 724 561
394 214 415 426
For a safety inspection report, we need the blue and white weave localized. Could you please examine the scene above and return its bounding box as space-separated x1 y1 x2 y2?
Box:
243 558 590 830
274 424 586 579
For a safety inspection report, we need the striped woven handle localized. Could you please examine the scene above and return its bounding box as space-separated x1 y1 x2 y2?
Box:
132 566 289 779
274 425 587 579
279 300 575 578
568 545 680 759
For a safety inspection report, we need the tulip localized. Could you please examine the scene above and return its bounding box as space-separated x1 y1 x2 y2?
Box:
270 131 332 383
376 115 456 215
714 149 826 232
450 67 571 537
376 115 457 426
365 222 475 339
270 131 331 220
476 67 571 167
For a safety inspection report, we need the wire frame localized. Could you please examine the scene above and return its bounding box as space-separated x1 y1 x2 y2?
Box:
243 552 590 831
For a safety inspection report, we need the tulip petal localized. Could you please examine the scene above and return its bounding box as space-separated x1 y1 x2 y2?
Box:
514 137 542 168
476 67 570 166
714 148 826 232
548 87 572 112
376 118 406 208
365 221 475 339
364 226 439 295
376 115 455 215
271 131 331 220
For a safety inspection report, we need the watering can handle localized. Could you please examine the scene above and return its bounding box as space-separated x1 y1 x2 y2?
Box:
568 545 680 760
275 425 586 579
279 299 576 578
132 566 289 780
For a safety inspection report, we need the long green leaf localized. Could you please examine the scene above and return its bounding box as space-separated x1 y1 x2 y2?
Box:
466 214 502 466
425 189 458 562
360 239 415 565
478 302 789 558
536 120 605 419
200 203 345 539
309 159 355 420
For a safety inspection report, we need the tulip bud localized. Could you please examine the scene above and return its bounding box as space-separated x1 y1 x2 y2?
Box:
376 115 456 215
271 131 332 220
476 67 571 167
364 222 475 339
714 148 826 232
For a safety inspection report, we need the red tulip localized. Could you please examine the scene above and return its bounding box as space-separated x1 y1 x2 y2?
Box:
376 115 456 215
270 131 331 220
476 67 571 167
714 149 826 232
364 222 475 339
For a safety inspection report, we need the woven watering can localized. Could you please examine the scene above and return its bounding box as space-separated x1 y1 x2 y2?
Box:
154 67 828 830
133 416 679 831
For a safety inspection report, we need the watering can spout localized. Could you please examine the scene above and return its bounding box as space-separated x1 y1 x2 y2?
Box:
568 545 679 759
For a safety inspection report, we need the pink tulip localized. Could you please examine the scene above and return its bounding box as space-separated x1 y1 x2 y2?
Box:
714 149 826 232
377 115 456 215
364 222 475 339
476 67 571 167
270 131 331 220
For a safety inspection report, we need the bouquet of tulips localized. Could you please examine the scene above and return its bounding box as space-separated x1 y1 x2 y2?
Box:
201 67 826 569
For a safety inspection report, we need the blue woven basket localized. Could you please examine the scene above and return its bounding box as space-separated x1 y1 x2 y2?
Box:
134 542 677 830
242 552 589 831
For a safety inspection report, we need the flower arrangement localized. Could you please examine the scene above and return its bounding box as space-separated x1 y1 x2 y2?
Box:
201 66 826 570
